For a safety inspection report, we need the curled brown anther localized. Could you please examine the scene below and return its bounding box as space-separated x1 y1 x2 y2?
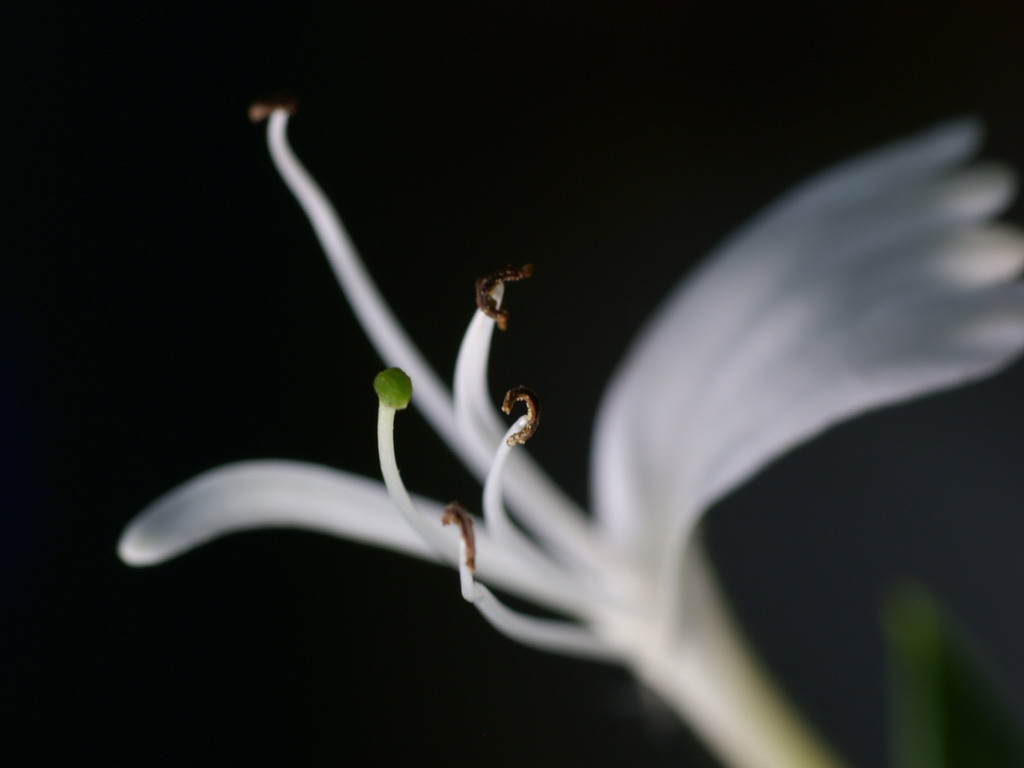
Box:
501 386 541 446
441 501 476 573
475 263 534 331
248 93 300 123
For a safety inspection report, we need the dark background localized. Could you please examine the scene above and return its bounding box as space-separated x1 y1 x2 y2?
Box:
6 2 1024 766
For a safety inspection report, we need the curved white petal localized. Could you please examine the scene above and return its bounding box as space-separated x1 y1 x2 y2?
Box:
118 460 438 566
680 282 1024 515
592 119 1024 563
118 460 588 615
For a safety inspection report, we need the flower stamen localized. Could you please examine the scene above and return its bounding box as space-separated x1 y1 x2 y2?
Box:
263 110 608 573
441 501 476 601
453 268 617 573
475 263 534 331
441 495 615 662
470 583 616 662
484 414 555 560
247 94 299 123
501 386 540 445
373 370 611 660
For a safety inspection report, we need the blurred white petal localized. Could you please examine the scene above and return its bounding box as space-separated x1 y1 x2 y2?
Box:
592 119 1024 562
119 460 436 566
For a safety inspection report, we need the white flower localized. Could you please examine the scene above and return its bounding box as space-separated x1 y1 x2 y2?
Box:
119 106 1024 768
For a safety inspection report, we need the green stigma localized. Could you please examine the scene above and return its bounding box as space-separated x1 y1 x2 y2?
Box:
374 368 412 410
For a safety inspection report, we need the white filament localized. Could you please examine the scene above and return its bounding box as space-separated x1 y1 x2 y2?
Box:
451 302 617 573
455 536 475 602
470 583 617 661
452 286 507 445
481 416 544 556
267 111 468 464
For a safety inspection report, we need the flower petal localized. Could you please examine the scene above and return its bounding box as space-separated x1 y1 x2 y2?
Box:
118 460 435 566
592 119 1024 560
119 460 591 614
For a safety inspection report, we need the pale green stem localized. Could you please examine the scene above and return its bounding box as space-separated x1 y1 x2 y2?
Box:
633 532 850 768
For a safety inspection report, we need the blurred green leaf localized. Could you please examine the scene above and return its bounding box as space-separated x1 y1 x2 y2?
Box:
884 583 1024 768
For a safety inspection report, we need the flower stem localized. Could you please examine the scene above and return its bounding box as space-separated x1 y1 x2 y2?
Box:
634 532 850 768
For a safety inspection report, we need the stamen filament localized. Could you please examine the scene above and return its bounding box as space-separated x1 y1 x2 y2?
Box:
453 283 507 442
452 284 619 574
471 584 617 662
483 416 556 563
443 498 615 662
265 109 465 465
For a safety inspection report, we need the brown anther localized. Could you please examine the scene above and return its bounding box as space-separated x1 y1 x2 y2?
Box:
248 93 300 123
501 385 541 446
475 263 534 331
441 501 476 573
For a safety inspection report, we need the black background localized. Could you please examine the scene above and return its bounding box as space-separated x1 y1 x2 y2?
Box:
6 2 1024 766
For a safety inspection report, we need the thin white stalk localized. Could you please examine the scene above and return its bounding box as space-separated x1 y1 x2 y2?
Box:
481 416 548 558
455 537 475 601
452 286 507 443
452 302 619 573
439 476 615 661
470 582 617 662
268 111 458 453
